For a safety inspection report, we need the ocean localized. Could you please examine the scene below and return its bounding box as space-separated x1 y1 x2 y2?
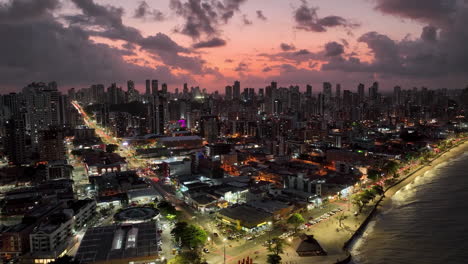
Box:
350 151 468 264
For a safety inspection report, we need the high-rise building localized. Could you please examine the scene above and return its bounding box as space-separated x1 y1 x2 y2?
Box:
258 88 264 98
200 115 219 142
127 80 135 91
358 83 365 101
393 86 402 105
306 85 312 97
148 95 165 135
225 86 233 100
323 82 332 101
369 82 379 99
4 118 27 165
151 80 158 95
145 80 151 95
38 127 66 162
162 83 168 94
22 82 63 146
233 81 241 100
335 84 341 99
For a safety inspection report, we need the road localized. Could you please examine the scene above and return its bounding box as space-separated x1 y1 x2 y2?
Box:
71 101 144 170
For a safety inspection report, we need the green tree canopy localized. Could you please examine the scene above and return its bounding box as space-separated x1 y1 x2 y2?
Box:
158 201 178 217
267 254 282 264
266 237 285 256
168 251 203 264
383 160 399 176
367 169 381 181
287 213 305 232
171 222 208 249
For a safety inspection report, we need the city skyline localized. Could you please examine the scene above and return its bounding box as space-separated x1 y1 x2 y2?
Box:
1 0 467 93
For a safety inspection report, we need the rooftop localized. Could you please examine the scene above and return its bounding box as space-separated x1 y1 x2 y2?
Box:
75 222 160 263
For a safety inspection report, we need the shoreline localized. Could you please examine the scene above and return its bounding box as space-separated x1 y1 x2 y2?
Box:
340 138 468 262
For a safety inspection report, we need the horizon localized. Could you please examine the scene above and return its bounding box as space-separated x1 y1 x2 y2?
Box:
1 0 467 93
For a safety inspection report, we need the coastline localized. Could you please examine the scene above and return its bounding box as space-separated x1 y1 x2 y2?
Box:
340 138 468 262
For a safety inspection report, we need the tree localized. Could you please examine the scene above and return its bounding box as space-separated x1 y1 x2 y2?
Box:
267 237 285 256
383 160 399 177
367 169 381 181
168 251 203 264
371 185 384 196
106 144 118 153
287 213 305 232
267 254 282 264
338 213 348 228
171 222 208 249
158 201 178 218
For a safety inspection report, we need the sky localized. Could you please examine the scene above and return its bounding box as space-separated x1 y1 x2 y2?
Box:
0 0 467 93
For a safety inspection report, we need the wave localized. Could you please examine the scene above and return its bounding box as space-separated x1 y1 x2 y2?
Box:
350 148 468 264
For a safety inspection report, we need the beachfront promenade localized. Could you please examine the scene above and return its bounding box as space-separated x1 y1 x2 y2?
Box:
278 138 468 264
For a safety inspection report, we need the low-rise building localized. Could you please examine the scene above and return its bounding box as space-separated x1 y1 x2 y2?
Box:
74 222 162 264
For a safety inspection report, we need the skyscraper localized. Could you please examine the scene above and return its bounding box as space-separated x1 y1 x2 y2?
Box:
358 83 365 101
225 86 233 100
5 118 27 165
151 80 158 95
127 80 135 92
233 81 241 100
323 82 332 103
145 80 151 95
335 84 341 99
306 85 312 97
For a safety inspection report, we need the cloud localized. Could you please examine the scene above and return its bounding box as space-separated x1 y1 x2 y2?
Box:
324 41 345 56
280 43 296 51
262 66 272 72
234 62 249 72
193 37 227 48
170 0 248 39
67 0 222 77
321 0 468 80
133 1 165 21
256 10 267 20
294 0 359 32
242 14 252 25
0 0 60 23
421 25 438 42
374 0 458 26
224 59 234 63
0 16 191 88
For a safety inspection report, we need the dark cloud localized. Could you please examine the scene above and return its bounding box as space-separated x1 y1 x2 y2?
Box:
0 16 190 88
324 41 344 57
280 43 296 51
294 0 359 32
170 0 248 39
262 66 272 72
256 10 267 20
134 1 165 21
0 0 59 23
67 0 222 77
322 0 468 80
421 25 438 42
242 14 252 25
374 0 457 26
193 37 227 48
224 59 234 63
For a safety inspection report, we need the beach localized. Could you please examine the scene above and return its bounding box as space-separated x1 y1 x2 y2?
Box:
279 139 468 264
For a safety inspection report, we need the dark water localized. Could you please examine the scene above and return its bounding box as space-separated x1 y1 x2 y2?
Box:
350 151 468 264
